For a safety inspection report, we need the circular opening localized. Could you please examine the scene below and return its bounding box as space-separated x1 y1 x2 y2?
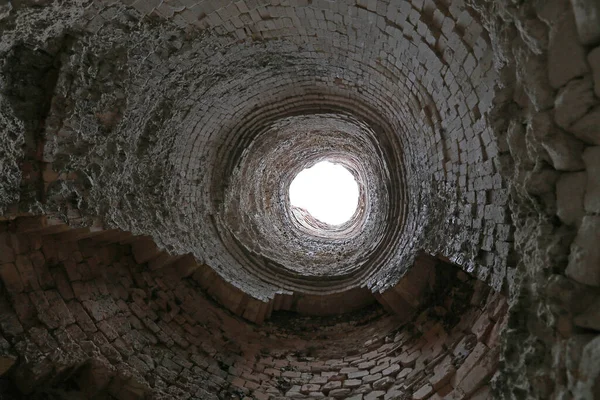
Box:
289 161 360 226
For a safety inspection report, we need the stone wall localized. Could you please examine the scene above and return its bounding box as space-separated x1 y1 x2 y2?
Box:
466 0 600 398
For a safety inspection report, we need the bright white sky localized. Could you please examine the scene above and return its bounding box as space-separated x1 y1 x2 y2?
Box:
289 161 359 225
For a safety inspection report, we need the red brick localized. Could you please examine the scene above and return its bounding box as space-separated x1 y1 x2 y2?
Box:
0 233 15 264
63 259 81 281
252 391 270 400
41 239 59 264
97 319 119 341
8 233 31 254
30 251 53 289
0 297 23 337
264 368 280 377
45 290 75 327
244 380 260 390
67 301 97 332
29 291 60 329
15 255 40 291
12 292 36 327
53 269 74 300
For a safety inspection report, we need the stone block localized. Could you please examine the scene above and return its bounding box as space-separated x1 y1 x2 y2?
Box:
77 359 115 396
453 342 488 386
574 296 600 331
348 395 364 400
310 375 326 384
398 350 420 367
548 9 589 88
348 370 369 379
436 384 454 397
566 216 600 286
343 379 362 388
0 233 15 264
364 391 386 400
0 353 17 376
131 237 160 264
583 146 600 213
429 356 456 390
362 372 382 384
369 363 388 375
12 292 35 327
30 251 53 289
322 380 341 393
590 46 600 98
554 77 597 131
282 370 301 378
568 105 600 145
397 367 412 379
63 259 81 281
301 384 321 394
453 335 477 359
456 347 499 397
330 388 352 398
358 360 376 369
556 172 587 226
0 297 23 337
570 0 600 44
0 263 23 293
15 255 40 292
382 363 400 377
575 335 600 398
45 290 75 327
412 383 433 400
471 313 493 342
486 314 508 348
373 376 394 390
68 301 97 332
470 385 492 400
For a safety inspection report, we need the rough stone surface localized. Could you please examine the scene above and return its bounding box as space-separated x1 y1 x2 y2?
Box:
568 106 600 145
574 296 600 331
554 77 597 130
548 9 589 88
590 46 600 97
0 0 598 400
570 0 600 44
0 0 512 305
582 146 600 213
0 218 508 399
575 336 600 399
556 172 587 226
566 216 600 286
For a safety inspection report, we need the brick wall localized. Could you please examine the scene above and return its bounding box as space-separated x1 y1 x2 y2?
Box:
0 217 505 399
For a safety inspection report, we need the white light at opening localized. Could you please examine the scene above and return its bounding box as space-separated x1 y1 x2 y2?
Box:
289 161 359 225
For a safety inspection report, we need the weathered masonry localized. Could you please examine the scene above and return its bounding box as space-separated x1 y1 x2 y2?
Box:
0 0 599 399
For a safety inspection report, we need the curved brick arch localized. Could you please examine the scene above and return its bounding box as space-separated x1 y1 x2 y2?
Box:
0 0 599 399
0 216 506 399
